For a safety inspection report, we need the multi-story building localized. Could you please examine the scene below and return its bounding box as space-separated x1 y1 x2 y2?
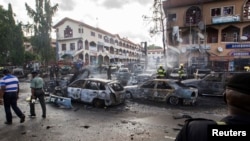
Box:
163 0 250 72
53 17 145 66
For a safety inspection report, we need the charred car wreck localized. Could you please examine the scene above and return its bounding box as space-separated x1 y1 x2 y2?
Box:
124 79 198 105
45 69 126 108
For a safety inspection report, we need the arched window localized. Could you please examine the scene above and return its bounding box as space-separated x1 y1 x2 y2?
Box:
77 40 83 50
185 6 202 26
64 26 73 38
243 0 250 20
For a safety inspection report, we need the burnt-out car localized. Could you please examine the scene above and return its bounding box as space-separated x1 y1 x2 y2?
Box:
116 68 131 86
124 79 198 105
182 71 250 96
67 78 126 107
131 73 154 85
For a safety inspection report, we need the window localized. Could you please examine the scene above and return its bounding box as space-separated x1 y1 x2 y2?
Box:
185 6 202 25
141 81 155 89
70 43 75 51
61 44 66 51
64 26 73 38
78 28 83 33
168 13 176 22
157 81 172 89
211 8 221 16
98 34 102 39
77 40 83 50
69 80 85 88
243 0 250 19
223 6 234 15
91 31 95 36
109 83 124 91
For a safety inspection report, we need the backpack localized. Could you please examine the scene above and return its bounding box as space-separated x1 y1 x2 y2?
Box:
176 118 226 141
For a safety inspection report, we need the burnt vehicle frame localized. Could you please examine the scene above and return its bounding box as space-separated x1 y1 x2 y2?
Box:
67 78 126 107
124 79 198 106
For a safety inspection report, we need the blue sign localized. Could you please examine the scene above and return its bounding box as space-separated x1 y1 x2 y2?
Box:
226 44 250 49
232 52 250 56
212 15 240 24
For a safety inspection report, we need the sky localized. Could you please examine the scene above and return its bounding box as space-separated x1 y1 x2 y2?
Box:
1 0 164 47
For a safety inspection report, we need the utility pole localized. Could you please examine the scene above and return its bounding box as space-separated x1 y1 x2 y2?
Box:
143 0 167 69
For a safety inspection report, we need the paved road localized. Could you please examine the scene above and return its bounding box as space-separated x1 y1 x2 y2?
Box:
0 74 227 141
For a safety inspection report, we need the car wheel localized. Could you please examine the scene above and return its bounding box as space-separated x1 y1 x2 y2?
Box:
125 91 133 99
168 96 179 105
93 99 105 108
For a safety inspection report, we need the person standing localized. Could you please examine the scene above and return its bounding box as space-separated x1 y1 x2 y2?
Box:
29 71 46 118
178 65 184 81
175 73 250 141
157 65 166 79
107 65 112 80
0 69 25 125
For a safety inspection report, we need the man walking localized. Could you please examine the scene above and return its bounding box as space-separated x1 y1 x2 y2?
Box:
29 71 46 118
0 69 25 125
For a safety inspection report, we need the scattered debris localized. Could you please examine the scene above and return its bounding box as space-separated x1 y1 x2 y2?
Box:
173 114 192 119
80 125 90 129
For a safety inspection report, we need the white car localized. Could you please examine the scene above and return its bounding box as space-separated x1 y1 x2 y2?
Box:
67 78 126 107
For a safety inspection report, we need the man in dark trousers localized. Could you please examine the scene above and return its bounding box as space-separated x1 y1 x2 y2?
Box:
29 70 46 118
175 73 250 141
107 65 112 80
0 69 25 125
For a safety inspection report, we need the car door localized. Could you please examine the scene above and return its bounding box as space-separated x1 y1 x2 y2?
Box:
67 80 86 100
138 80 156 99
80 80 100 103
155 80 174 101
199 73 224 96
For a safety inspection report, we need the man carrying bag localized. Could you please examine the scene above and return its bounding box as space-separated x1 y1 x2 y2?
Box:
29 71 46 118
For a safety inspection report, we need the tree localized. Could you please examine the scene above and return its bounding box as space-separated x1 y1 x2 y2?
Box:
0 4 24 65
25 0 58 66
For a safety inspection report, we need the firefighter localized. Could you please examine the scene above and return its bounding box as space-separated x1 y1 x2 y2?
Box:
178 64 184 81
157 65 166 79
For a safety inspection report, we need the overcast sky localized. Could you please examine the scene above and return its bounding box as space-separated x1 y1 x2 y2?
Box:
1 0 163 46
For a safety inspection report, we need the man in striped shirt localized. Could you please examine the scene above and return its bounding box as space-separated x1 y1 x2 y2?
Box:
0 69 25 125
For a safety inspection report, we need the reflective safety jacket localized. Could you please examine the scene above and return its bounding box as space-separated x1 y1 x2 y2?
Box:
157 68 166 77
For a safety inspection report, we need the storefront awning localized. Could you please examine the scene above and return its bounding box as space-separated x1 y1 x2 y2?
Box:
209 56 234 61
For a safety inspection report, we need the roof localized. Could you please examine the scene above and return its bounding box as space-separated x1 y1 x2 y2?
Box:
53 17 138 46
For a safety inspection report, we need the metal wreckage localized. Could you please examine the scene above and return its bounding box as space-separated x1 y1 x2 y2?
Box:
44 68 126 108
44 69 91 109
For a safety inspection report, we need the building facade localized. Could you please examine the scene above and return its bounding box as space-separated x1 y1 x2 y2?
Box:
163 0 250 72
53 17 145 66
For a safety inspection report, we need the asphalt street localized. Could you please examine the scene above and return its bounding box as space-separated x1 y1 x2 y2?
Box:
0 73 227 141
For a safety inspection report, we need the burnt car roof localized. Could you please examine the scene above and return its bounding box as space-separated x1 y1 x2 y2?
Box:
76 78 118 83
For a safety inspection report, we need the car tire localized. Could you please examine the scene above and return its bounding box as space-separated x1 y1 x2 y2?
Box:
125 91 133 99
93 99 105 108
168 96 179 105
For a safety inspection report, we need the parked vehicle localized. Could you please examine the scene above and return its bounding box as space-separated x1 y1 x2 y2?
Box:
12 68 25 78
124 79 198 105
131 73 154 85
67 78 126 107
182 71 250 96
193 69 211 79
116 67 131 86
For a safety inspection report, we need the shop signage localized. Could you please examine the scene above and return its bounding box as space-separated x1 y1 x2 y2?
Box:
212 15 240 24
226 44 250 49
231 52 250 56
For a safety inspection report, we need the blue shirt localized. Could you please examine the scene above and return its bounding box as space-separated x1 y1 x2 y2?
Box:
0 74 19 92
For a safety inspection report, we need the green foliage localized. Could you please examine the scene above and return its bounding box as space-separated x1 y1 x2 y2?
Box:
24 51 37 62
147 44 162 50
25 0 58 66
0 4 25 66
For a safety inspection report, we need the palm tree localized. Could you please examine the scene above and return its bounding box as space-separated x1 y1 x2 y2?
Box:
25 0 58 66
